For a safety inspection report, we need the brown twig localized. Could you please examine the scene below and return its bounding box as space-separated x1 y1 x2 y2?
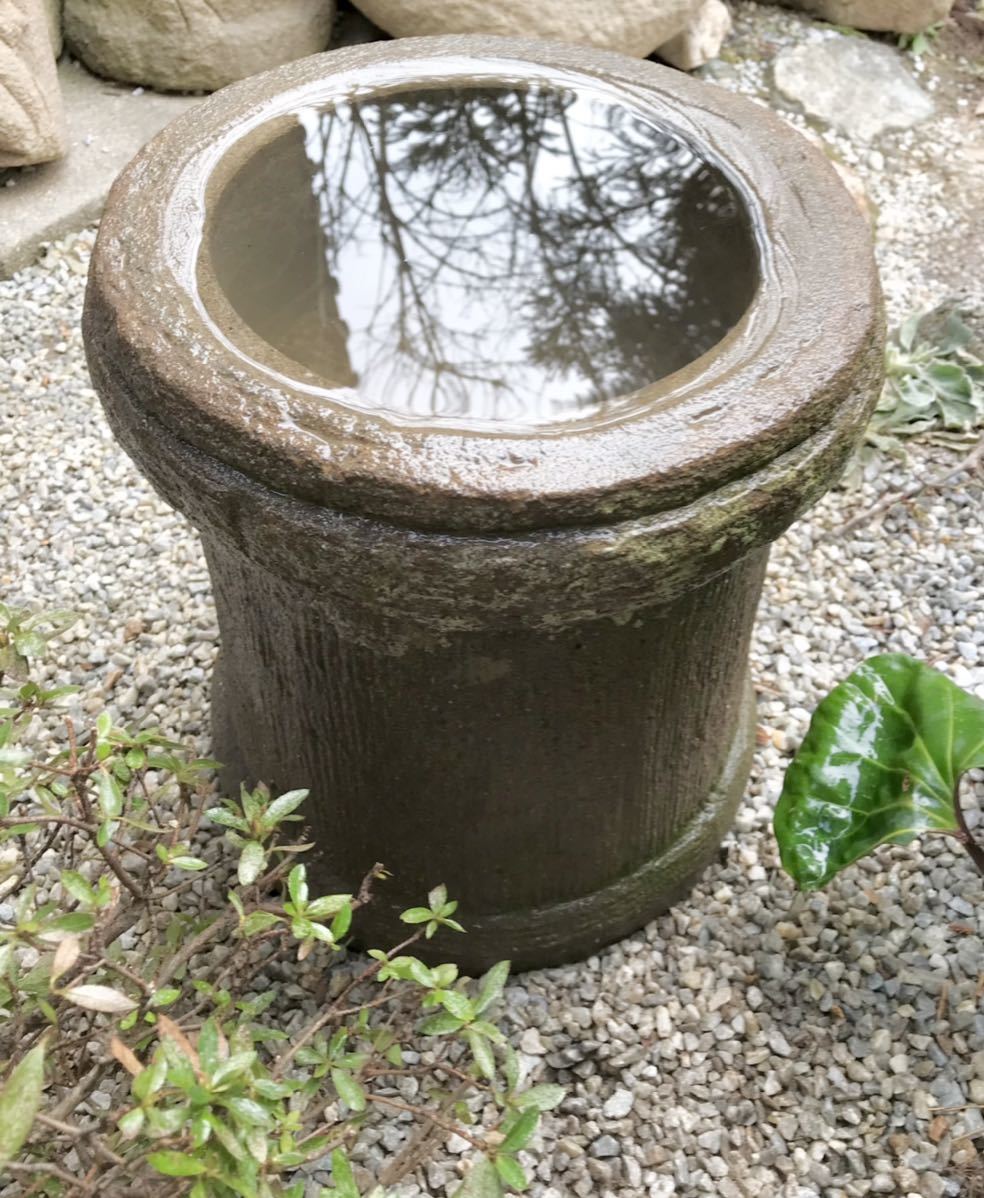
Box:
367 1092 486 1150
825 436 983 540
274 929 423 1076
954 781 984 877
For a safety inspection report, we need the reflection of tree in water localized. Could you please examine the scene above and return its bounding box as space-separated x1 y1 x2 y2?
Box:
297 85 757 422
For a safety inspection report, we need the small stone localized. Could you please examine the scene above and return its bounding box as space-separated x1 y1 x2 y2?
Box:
602 1089 635 1119
520 1028 547 1055
590 1135 620 1158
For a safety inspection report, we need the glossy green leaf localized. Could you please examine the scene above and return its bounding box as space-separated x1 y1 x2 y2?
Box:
774 654 984 889
0 1041 45 1165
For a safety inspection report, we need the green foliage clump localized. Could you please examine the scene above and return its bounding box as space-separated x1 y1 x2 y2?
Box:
0 604 562 1196
867 307 983 453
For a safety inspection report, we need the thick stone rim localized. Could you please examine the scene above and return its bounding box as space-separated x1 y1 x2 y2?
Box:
87 36 882 534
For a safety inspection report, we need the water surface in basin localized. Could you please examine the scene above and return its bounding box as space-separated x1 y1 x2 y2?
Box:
202 83 758 426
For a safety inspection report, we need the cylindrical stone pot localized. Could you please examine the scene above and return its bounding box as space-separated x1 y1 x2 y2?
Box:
83 37 883 971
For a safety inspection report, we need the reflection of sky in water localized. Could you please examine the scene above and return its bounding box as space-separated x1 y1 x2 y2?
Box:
206 85 757 425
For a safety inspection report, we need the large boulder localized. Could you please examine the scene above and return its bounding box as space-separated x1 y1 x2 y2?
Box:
64 0 335 94
770 1 952 34
774 37 934 141
0 0 66 167
347 0 702 58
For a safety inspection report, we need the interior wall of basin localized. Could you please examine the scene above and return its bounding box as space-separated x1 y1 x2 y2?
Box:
196 77 761 433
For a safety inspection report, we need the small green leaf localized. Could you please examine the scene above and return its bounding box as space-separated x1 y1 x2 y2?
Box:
774 654 984 889
474 960 510 1015
96 771 124 821
132 1054 167 1101
495 1154 529 1191
287 864 308 908
440 990 474 1022
237 841 266 887
169 856 208 872
467 1028 495 1080
42 912 94 935
501 1108 539 1152
205 807 249 832
329 1147 360 1198
330 904 353 940
306 893 351 919
241 910 281 937
0 1041 46 1166
400 907 433 925
428 883 448 910
147 1150 207 1177
515 1083 565 1112
13 630 47 658
60 871 97 906
420 1010 465 1036
149 987 181 1008
331 1067 366 1112
225 1095 270 1127
261 789 309 829
452 1156 504 1198
117 1107 145 1139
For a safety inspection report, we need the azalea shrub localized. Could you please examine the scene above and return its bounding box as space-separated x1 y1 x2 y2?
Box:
0 604 562 1197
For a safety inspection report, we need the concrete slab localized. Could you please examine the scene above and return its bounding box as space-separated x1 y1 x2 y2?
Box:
0 59 201 278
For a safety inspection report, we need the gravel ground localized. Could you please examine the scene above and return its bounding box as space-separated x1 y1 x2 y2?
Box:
2 4 984 1197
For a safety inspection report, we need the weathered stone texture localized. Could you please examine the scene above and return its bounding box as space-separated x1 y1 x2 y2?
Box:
349 0 701 58
769 0 951 34
0 0 66 167
64 0 334 93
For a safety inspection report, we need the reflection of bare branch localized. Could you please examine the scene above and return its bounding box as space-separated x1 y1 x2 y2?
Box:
287 86 757 420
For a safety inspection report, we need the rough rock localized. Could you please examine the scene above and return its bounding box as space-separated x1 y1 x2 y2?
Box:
347 0 701 59
657 0 732 70
0 60 200 278
44 0 62 56
774 37 934 141
63 0 334 93
0 0 66 167
769 1 952 34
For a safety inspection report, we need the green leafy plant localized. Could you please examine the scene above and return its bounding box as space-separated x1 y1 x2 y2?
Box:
0 605 563 1196
867 307 983 453
898 21 944 54
774 654 984 889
